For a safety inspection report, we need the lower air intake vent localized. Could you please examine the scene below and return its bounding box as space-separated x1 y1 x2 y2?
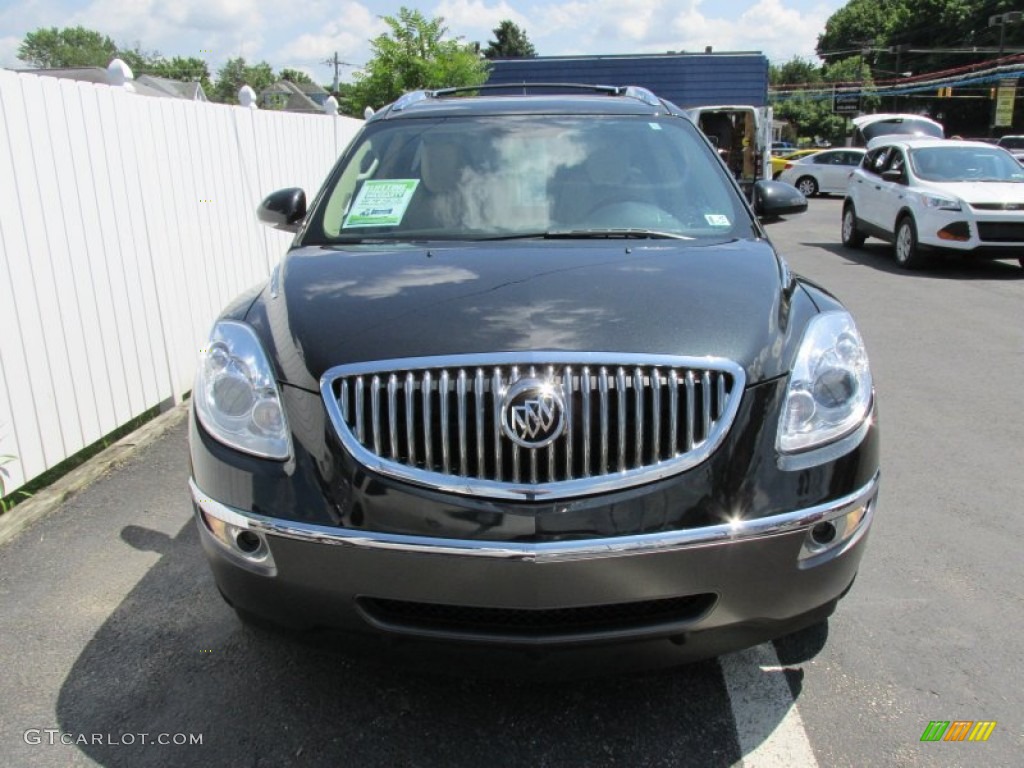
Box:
358 594 717 638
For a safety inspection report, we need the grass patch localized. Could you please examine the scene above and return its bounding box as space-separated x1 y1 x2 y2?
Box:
0 404 165 516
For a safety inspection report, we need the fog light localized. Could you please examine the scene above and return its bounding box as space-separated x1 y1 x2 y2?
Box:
197 505 275 573
937 222 970 241
811 521 837 545
236 530 263 554
800 502 871 563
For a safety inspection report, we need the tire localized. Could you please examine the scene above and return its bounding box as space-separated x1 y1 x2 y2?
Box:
894 215 926 269
841 204 865 248
795 176 818 197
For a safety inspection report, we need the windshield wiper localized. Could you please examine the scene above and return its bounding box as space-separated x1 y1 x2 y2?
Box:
543 228 695 241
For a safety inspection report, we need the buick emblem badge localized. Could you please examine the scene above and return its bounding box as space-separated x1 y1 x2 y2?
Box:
501 378 566 448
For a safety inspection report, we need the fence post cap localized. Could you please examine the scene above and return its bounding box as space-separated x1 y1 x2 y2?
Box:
238 85 258 109
324 95 339 115
106 58 135 88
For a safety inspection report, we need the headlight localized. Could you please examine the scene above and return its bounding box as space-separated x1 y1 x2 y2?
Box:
195 320 292 460
920 193 961 211
778 311 872 453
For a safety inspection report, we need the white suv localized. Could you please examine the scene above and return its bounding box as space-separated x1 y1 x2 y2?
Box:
842 138 1024 269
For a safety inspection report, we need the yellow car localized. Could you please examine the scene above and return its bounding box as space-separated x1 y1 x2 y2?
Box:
771 148 824 179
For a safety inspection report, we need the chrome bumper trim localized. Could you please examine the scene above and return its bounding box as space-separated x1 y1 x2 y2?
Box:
189 471 879 564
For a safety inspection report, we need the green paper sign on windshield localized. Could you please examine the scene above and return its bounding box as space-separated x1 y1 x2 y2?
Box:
343 180 420 228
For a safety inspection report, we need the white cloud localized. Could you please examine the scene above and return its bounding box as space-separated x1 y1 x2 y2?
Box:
274 2 386 75
0 35 21 68
529 0 833 62
434 0 530 40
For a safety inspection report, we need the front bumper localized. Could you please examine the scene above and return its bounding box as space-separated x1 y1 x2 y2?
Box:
190 470 878 655
917 208 1024 255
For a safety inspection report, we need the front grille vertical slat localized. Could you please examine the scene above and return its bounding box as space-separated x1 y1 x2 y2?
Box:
598 367 610 475
492 369 503 481
581 367 592 477
422 371 433 471
387 374 398 459
633 368 644 469
511 366 521 482
668 371 679 457
651 370 662 463
616 367 627 472
475 369 485 479
371 375 382 455
701 371 712 446
405 373 416 466
329 356 740 496
440 370 451 475
563 366 574 480
457 369 468 477
355 377 365 444
685 371 696 452
547 366 556 481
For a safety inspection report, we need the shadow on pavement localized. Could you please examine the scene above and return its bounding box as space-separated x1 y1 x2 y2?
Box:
57 519 758 767
804 241 1024 280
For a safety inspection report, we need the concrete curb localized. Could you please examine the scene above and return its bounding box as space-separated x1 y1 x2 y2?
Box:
0 404 189 547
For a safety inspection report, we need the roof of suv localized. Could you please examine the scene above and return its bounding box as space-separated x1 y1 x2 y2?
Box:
369 85 682 121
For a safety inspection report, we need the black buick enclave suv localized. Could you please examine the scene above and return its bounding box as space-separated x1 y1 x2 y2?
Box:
188 84 878 667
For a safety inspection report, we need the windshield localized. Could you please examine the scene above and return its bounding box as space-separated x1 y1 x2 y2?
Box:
998 136 1024 149
306 115 752 244
909 146 1024 182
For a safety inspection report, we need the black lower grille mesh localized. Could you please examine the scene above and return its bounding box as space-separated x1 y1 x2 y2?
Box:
358 594 716 637
977 222 1024 242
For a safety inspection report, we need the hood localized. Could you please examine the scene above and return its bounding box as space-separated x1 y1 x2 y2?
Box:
919 180 1024 204
247 239 814 391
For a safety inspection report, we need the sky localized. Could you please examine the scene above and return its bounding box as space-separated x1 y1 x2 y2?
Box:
0 0 846 82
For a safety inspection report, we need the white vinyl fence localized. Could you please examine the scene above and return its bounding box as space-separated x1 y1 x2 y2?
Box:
0 69 362 496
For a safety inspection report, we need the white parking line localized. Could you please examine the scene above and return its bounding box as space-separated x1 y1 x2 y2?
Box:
720 643 819 768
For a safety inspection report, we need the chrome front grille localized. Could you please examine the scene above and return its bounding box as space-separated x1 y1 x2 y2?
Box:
321 353 745 500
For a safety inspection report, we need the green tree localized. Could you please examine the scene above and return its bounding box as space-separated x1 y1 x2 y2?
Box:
212 57 276 103
278 68 315 85
346 7 489 114
483 20 537 59
770 57 821 86
771 56 881 145
818 0 1024 76
17 26 118 68
117 43 163 75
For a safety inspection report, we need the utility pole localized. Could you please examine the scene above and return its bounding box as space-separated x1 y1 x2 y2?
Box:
987 12 1022 136
323 52 353 94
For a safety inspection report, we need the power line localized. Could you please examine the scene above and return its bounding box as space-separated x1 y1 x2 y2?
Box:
322 52 355 92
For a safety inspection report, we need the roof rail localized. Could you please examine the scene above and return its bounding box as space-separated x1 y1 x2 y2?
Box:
389 83 666 107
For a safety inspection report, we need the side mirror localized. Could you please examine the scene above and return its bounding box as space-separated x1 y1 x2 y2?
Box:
752 180 808 220
881 168 904 183
257 188 307 232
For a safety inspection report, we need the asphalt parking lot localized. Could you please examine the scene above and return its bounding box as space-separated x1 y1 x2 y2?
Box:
0 197 1021 767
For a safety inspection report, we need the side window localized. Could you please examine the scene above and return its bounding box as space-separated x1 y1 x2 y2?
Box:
812 153 832 165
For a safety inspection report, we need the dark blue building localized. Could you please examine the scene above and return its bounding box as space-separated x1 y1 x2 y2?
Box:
485 52 769 108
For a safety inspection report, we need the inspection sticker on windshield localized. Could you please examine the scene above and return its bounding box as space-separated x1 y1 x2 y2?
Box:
705 214 731 227
343 180 419 228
